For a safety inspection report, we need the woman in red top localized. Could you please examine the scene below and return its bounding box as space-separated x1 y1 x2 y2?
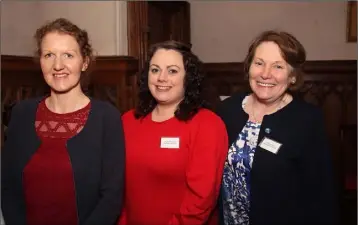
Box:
2 18 125 225
119 41 228 225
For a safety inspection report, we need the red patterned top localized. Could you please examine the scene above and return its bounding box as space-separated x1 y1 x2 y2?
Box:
23 99 91 225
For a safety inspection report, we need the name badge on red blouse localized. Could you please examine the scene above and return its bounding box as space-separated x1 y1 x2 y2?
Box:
160 137 180 149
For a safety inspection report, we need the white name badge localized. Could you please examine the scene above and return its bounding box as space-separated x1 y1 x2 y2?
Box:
258 137 282 154
160 137 180 149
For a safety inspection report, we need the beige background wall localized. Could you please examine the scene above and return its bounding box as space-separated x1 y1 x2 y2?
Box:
1 1 127 56
190 2 357 62
1 1 43 56
1 1 356 61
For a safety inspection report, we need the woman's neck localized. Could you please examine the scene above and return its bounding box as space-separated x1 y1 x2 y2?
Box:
151 103 179 122
248 93 291 123
46 90 89 114
252 93 288 112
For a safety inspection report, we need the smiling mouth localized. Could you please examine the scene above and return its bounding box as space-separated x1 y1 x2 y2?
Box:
53 73 68 78
257 81 275 87
156 85 171 91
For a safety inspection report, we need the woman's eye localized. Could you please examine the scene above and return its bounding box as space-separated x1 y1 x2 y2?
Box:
64 53 73 58
168 69 178 74
151 68 159 73
43 53 53 58
254 61 262 66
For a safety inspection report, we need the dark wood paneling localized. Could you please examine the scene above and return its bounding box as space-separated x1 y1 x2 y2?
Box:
1 55 139 112
203 60 357 106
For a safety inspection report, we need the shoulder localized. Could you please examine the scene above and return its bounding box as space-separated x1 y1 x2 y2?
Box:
10 97 42 116
188 109 228 142
91 100 121 117
121 109 136 122
219 92 246 108
191 108 226 129
279 97 326 134
216 92 246 114
291 97 323 120
214 92 247 124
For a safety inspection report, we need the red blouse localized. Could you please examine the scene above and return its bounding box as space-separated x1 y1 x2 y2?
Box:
23 99 90 225
119 109 228 225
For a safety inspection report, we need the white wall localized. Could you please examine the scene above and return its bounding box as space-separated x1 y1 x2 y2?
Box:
1 1 127 56
191 2 357 62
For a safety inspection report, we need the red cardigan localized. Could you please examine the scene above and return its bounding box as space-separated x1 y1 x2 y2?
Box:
119 109 228 225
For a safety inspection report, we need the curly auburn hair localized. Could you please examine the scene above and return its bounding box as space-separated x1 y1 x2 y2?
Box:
34 18 95 88
134 40 208 121
243 30 306 91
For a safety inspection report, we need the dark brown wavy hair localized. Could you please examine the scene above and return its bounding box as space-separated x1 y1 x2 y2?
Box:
134 40 208 121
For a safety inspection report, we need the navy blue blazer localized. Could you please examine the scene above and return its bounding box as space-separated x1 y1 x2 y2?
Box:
215 92 339 225
1 97 125 225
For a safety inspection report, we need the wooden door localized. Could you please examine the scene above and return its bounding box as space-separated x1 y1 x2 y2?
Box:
147 2 191 46
127 1 191 68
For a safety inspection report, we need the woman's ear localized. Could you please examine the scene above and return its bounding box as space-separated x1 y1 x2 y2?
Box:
82 57 90 71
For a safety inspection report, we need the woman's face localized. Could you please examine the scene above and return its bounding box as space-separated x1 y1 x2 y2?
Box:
148 49 185 106
248 41 295 103
40 32 88 94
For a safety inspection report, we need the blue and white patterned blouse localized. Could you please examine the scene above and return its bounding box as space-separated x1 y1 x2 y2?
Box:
222 96 261 225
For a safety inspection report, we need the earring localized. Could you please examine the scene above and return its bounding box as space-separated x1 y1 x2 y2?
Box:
291 77 296 84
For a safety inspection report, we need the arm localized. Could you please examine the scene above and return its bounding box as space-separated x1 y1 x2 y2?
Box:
168 113 228 225
301 109 339 224
84 105 125 225
1 103 27 225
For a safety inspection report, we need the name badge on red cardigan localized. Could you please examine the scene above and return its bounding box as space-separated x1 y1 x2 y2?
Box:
258 137 282 154
160 137 180 149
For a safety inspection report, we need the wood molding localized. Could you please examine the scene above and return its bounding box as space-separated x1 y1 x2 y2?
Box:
347 1 357 42
127 1 148 69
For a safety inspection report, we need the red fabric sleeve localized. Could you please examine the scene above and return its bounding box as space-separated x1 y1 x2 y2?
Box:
117 208 127 225
168 113 228 225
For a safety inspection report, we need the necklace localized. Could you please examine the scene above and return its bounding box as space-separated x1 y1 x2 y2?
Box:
251 94 288 123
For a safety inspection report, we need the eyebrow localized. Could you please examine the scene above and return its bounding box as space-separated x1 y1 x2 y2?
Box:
41 49 78 53
150 64 181 69
255 57 285 64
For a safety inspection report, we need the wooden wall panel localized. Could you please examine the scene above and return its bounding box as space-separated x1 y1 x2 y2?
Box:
1 55 138 116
